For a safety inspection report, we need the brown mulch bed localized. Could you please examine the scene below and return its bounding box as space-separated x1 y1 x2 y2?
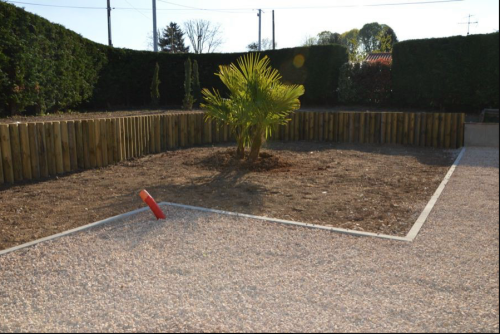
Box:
0 142 457 251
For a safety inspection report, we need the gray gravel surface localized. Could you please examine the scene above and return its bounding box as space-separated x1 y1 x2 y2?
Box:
0 147 498 333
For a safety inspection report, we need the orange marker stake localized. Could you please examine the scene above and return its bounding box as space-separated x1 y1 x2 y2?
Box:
139 190 166 220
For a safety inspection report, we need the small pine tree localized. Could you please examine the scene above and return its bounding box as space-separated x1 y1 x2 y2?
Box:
192 60 201 108
150 62 161 107
183 58 194 110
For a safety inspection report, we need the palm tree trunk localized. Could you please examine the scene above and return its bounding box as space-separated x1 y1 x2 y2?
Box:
249 128 264 162
236 140 245 159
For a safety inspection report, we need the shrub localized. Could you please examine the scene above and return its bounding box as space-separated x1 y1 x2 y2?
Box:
338 58 392 106
392 33 499 112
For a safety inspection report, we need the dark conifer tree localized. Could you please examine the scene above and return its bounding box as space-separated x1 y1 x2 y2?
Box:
159 22 190 53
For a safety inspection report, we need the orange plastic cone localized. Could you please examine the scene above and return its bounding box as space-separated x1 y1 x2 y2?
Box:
139 190 166 220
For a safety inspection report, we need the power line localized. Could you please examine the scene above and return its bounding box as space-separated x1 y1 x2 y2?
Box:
5 0 465 12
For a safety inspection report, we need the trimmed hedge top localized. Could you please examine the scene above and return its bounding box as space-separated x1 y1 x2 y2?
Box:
392 33 499 112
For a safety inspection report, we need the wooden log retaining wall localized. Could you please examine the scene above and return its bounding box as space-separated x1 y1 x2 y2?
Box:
0 112 465 185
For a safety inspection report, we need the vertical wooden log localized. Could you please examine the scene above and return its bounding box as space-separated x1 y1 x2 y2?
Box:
106 119 114 164
385 113 392 144
155 116 161 152
112 119 120 162
167 115 174 148
375 114 382 144
357 113 365 143
196 113 203 145
81 121 89 168
414 114 421 146
122 118 129 159
458 113 466 148
369 113 376 144
337 113 343 143
327 113 333 141
9 124 22 181
60 121 71 172
348 113 355 143
344 113 351 143
426 113 433 147
179 114 187 147
0 140 3 184
439 113 446 148
0 125 14 183
28 123 40 179
95 120 103 168
100 119 108 166
88 120 97 168
444 113 452 149
68 121 78 171
391 113 397 144
380 114 387 144
173 114 179 148
420 114 427 147
44 123 56 175
294 112 300 140
451 113 458 149
309 113 314 141
52 122 64 174
432 113 440 148
408 113 415 146
36 123 48 177
402 113 409 145
18 124 32 180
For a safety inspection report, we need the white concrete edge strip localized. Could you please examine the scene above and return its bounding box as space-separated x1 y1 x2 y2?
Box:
405 147 467 242
0 207 151 257
159 202 411 242
0 148 466 257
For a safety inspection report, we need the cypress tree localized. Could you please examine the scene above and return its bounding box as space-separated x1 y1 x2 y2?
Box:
150 63 161 107
192 60 201 107
183 58 194 110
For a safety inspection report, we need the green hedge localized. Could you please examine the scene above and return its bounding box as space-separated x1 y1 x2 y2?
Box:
0 1 107 116
392 33 499 112
88 45 349 109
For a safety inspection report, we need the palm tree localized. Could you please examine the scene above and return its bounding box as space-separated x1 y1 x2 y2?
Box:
202 54 304 162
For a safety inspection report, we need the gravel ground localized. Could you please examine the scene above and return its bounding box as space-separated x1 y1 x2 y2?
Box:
0 147 498 333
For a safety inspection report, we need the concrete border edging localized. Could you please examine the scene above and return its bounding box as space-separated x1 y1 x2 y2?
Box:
0 207 151 257
0 148 466 256
405 147 466 241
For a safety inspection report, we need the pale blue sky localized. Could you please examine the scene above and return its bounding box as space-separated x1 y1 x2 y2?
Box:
4 0 500 52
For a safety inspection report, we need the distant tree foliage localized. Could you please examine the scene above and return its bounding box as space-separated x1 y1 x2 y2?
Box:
247 38 276 51
304 23 398 62
158 22 189 53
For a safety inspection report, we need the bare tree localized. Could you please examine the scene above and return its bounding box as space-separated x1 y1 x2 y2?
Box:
184 20 223 54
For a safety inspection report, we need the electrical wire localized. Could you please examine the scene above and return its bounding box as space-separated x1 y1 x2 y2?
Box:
5 0 465 12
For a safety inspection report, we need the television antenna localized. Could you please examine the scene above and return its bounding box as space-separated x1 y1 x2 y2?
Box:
459 14 478 36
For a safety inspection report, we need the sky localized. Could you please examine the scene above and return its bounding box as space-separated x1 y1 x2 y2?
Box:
3 0 499 53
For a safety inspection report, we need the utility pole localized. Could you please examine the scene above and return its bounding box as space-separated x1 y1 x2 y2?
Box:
459 14 478 36
272 10 275 50
257 9 262 51
107 0 112 46
152 0 158 52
